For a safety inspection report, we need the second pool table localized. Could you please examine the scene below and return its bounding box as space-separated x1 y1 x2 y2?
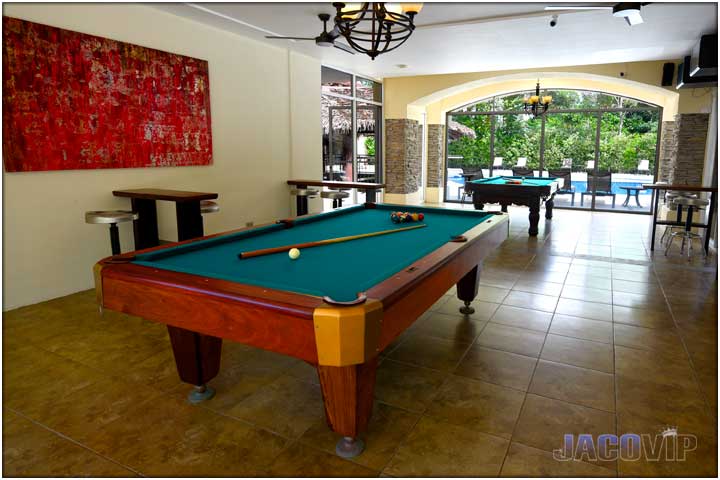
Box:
94 203 509 458
465 176 559 236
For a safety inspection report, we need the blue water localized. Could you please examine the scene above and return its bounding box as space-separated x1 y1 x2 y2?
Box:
569 181 650 195
448 175 650 195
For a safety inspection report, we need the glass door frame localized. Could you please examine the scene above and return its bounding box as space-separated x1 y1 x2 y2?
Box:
322 66 383 204
444 93 663 215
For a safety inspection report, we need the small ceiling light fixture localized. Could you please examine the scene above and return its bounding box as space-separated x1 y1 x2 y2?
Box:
523 80 552 117
612 2 643 26
544 2 645 27
332 3 423 60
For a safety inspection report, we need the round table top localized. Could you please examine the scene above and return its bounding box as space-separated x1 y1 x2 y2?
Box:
619 186 644 191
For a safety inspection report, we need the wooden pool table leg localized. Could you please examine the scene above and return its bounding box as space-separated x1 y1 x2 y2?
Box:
167 326 222 404
528 198 541 236
456 265 480 315
317 357 378 458
545 195 555 219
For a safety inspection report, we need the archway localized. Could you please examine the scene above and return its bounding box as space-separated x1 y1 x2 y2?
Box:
409 72 678 207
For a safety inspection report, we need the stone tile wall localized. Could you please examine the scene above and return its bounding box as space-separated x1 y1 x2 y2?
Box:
385 118 422 195
671 114 710 185
657 121 676 182
656 113 709 185
427 124 445 188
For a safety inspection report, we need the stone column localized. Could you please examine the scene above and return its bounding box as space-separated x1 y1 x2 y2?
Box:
656 113 710 230
657 121 676 183
426 124 446 203
670 113 709 185
385 119 422 203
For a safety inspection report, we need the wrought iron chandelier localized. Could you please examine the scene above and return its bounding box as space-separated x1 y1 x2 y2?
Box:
523 80 553 117
332 3 423 60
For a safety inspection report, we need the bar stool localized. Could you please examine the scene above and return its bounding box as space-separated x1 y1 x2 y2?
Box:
85 210 138 255
665 197 710 258
664 190 696 205
290 188 319 216
661 192 698 245
321 190 350 209
200 200 219 214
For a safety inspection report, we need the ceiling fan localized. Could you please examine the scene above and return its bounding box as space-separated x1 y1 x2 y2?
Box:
545 2 647 26
265 13 354 55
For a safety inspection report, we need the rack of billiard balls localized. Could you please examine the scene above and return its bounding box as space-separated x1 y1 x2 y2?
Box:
390 211 425 224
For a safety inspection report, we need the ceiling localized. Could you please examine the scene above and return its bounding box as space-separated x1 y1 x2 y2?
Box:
154 2 718 80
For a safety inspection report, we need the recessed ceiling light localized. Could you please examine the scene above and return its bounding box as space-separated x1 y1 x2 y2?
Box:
396 64 409 69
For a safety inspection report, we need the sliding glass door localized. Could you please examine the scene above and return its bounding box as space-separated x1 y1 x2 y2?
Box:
444 89 661 213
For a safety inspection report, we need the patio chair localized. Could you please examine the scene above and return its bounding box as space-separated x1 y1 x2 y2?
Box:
512 166 533 177
586 160 595 170
459 167 484 205
637 159 650 173
515 157 527 168
492 157 504 169
581 171 616 208
548 168 576 206
561 158 573 169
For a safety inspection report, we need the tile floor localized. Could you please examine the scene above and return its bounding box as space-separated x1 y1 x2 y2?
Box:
3 206 718 477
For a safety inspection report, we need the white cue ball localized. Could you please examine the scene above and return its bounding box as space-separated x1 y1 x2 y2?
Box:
288 248 301 260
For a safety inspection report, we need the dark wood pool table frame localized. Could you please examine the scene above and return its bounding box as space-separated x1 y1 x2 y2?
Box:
465 178 559 236
94 203 509 457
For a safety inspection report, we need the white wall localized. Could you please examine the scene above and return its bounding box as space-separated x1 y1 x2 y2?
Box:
2 4 322 310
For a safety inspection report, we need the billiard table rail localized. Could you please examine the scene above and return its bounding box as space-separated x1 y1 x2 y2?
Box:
95 203 509 368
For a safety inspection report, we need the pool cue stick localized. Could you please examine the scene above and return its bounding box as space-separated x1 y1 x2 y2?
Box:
237 223 427 259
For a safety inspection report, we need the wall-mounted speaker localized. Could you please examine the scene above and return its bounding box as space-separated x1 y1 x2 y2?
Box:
661 62 675 87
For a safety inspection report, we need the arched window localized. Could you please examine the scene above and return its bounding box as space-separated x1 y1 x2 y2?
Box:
446 89 661 212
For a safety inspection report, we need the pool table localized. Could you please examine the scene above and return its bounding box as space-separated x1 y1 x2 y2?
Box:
465 176 559 236
94 203 508 458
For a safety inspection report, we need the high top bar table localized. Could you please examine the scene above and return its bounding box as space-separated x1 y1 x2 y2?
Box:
113 188 218 249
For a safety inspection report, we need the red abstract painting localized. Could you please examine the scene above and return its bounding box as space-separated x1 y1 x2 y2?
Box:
2 17 213 172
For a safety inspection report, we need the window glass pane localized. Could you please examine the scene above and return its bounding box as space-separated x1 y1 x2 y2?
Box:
322 66 352 96
544 113 597 209
322 95 353 181
493 114 541 175
451 89 659 114
357 102 380 184
495 93 527 111
598 110 658 212
446 114 491 201
544 113 597 171
356 77 382 102
455 98 494 113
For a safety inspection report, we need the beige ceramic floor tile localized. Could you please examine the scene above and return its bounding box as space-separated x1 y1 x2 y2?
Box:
387 333 472 372
529 360 615 412
454 346 537 391
476 323 546 357
299 402 420 471
374 359 447 412
490 305 553 332
556 298 613 322
383 416 509 477
266 441 378 477
2 409 136 477
426 375 525 438
503 290 559 313
500 442 615 477
549 314 613 344
225 374 324 439
512 394 616 470
541 334 614 373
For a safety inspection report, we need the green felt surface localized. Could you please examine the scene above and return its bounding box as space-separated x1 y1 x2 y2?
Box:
471 176 557 187
133 204 494 302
